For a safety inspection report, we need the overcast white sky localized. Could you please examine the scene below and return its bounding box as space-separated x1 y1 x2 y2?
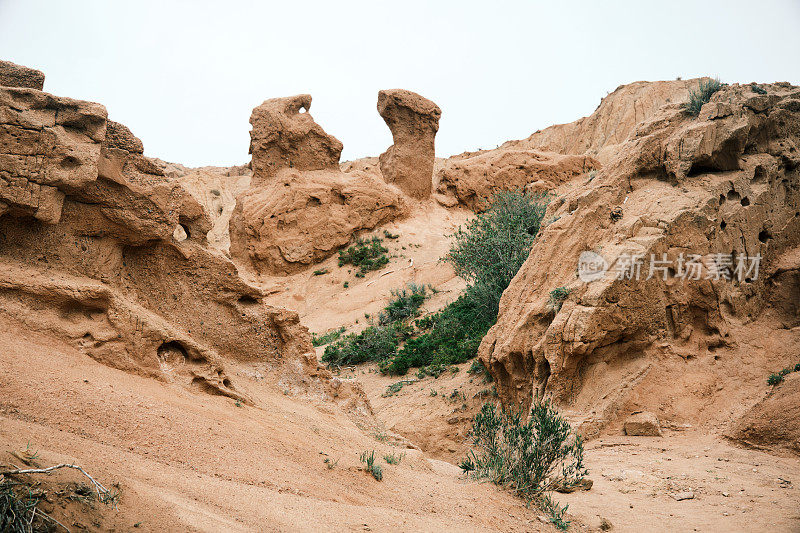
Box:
1 0 799 167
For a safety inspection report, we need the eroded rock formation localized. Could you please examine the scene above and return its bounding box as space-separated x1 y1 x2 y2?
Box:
437 150 599 211
0 59 45 90
728 373 800 455
0 64 347 404
249 94 343 181
504 79 701 165
378 89 441 199
479 82 800 437
230 95 407 274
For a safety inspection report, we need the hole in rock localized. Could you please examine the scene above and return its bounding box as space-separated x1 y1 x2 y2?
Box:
726 190 741 202
157 341 188 364
720 220 727 230
740 197 750 206
758 229 772 243
238 294 260 305
60 155 81 169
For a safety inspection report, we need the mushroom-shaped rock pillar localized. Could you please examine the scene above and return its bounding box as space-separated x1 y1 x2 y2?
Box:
377 89 441 199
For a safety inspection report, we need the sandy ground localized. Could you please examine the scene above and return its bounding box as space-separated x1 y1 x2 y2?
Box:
0 315 558 532
352 362 800 533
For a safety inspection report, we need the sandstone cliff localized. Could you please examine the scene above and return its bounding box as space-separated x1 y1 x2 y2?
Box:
0 63 355 406
435 79 699 210
479 81 800 440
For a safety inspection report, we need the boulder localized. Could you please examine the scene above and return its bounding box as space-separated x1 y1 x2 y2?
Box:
378 89 441 199
624 412 662 436
248 94 343 182
0 59 45 90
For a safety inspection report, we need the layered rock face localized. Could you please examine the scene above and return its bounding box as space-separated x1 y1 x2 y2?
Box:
230 95 407 275
0 64 334 403
479 82 800 436
378 89 441 199
435 79 698 209
437 150 599 211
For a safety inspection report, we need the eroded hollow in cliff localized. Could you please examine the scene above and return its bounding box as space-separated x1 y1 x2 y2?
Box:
157 340 189 365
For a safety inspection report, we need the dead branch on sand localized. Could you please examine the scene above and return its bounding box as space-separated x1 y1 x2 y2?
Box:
1 463 117 504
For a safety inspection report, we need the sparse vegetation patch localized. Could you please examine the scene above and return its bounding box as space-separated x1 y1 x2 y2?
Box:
767 362 800 385
379 283 428 325
338 236 390 277
549 287 571 312
684 78 723 116
359 450 383 481
461 402 586 530
312 326 346 347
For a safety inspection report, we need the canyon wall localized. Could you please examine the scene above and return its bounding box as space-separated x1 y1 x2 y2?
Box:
479 81 800 437
0 62 349 405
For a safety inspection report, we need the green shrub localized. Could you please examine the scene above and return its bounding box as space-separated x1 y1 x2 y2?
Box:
359 450 383 481
766 363 800 385
313 268 329 276
379 283 428 325
767 373 784 386
312 326 346 347
379 287 496 375
324 191 547 376
750 84 767 95
462 402 586 528
549 287 571 312
383 229 400 239
322 324 404 366
446 191 549 317
685 78 723 116
339 236 390 276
